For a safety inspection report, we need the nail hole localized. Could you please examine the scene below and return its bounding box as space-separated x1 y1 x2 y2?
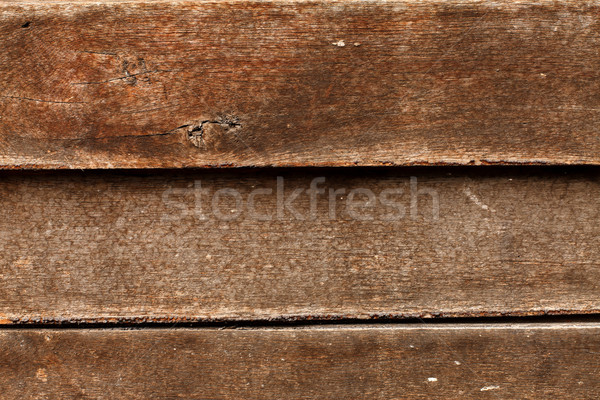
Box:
21 21 31 28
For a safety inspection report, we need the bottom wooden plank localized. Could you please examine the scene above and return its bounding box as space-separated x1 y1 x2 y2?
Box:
0 323 599 399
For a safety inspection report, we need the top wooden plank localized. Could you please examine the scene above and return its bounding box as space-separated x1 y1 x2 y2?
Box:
0 0 599 169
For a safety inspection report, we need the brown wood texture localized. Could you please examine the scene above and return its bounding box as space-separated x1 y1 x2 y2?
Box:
1 0 599 169
0 168 598 323
1 324 599 399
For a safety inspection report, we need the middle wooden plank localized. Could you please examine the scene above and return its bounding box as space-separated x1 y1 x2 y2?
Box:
0 168 598 323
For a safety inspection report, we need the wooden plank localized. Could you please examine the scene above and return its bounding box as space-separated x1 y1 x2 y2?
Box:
1 323 599 398
1 0 599 169
0 168 599 322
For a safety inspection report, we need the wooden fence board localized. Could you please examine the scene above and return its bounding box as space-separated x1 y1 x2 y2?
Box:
0 168 598 322
1 0 599 168
1 324 600 399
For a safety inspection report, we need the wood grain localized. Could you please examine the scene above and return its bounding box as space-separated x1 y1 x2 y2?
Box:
1 323 600 399
0 168 599 323
1 0 599 168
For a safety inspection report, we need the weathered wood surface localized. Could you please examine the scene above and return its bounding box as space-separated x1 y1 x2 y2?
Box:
1 324 599 399
0 168 598 322
1 0 599 168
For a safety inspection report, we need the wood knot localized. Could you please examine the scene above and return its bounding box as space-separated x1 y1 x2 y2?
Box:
187 115 241 149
